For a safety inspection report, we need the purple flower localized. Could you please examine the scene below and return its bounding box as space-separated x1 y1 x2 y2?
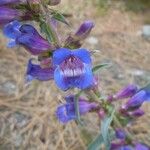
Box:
135 143 149 150
123 83 150 110
114 84 138 100
0 7 21 26
75 21 94 39
53 48 93 90
26 59 54 82
115 128 126 140
128 109 144 118
0 0 21 5
56 95 98 123
3 21 54 54
64 21 94 48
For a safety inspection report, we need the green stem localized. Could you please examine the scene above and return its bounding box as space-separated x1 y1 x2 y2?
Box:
113 115 133 143
39 0 60 46
75 90 84 125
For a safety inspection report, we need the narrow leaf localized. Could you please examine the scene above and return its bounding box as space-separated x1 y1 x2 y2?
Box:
87 134 104 150
40 21 57 43
92 63 111 73
101 109 115 150
52 12 70 26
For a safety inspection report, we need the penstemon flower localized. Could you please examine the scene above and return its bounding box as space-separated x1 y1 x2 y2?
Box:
123 84 150 110
0 7 22 26
53 48 93 90
56 95 98 123
26 59 54 82
65 21 94 49
1 0 150 149
3 20 55 54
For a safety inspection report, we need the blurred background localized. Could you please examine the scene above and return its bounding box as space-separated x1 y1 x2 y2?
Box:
0 0 150 149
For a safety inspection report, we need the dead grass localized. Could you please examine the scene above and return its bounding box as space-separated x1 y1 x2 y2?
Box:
0 0 150 149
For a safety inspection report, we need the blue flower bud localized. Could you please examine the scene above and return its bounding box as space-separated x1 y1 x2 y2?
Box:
124 83 150 110
115 128 126 139
64 21 94 49
135 143 149 150
26 59 54 82
56 95 98 123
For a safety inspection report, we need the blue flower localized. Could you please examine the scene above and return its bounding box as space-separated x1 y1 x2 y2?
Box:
135 143 149 150
53 48 93 90
56 95 98 123
26 59 54 82
115 128 126 140
3 20 54 54
124 83 150 110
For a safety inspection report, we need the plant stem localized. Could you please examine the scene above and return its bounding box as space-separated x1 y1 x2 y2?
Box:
113 115 133 143
39 0 60 46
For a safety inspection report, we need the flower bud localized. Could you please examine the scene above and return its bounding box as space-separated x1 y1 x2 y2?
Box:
128 109 144 118
0 7 21 26
114 84 138 100
115 128 126 139
64 21 94 49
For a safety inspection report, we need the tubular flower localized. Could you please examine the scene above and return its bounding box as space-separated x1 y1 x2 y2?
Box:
3 20 54 54
0 7 22 26
135 143 149 150
115 128 126 140
114 84 138 100
123 83 150 110
65 20 94 48
53 48 93 90
56 95 98 123
26 59 54 82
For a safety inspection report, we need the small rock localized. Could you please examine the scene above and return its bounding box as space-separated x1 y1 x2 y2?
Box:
86 36 98 45
142 25 150 39
0 81 16 95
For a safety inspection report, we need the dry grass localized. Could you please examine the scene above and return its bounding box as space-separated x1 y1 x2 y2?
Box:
0 0 150 149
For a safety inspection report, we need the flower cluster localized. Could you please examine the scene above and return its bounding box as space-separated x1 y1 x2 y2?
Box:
1 0 150 149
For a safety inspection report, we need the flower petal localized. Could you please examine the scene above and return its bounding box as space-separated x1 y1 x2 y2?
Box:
74 64 93 89
54 66 69 90
26 59 54 82
53 48 71 66
17 34 51 55
72 48 91 64
135 143 149 150
19 24 40 36
3 20 21 38
126 90 147 109
7 39 17 48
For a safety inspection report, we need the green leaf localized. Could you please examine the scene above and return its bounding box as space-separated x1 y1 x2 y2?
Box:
101 109 115 150
92 63 111 73
87 134 104 150
74 90 84 125
40 21 57 43
52 12 70 26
